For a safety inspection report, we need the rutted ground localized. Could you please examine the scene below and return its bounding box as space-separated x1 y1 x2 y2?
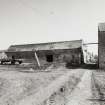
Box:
92 71 105 105
66 70 93 105
18 69 84 105
0 65 105 105
40 70 105 105
0 69 65 105
66 70 105 105
0 66 84 105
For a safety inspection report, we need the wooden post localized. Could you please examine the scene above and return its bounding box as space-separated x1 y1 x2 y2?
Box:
34 51 41 67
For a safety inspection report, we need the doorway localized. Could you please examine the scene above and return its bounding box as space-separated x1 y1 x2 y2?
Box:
46 55 53 62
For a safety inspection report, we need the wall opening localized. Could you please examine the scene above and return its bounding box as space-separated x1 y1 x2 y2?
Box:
46 55 53 62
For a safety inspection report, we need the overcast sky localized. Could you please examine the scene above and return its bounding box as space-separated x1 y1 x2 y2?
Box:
0 0 105 53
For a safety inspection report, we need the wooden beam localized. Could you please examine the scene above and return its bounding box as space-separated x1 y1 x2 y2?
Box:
34 51 41 67
83 43 98 45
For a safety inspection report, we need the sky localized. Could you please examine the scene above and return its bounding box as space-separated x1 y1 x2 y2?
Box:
0 0 105 54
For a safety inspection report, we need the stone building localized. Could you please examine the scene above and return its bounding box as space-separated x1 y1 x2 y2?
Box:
98 23 105 69
6 40 84 67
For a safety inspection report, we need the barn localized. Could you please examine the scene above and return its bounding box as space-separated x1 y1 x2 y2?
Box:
98 23 105 69
6 40 84 68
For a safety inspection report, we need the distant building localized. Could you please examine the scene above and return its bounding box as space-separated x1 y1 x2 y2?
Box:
98 23 105 69
0 50 7 59
6 40 84 67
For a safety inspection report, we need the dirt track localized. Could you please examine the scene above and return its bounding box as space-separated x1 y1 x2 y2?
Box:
0 65 104 105
0 65 84 105
0 66 68 105
67 70 92 105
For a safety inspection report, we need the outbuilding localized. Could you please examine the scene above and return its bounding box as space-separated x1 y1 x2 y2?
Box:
6 40 84 67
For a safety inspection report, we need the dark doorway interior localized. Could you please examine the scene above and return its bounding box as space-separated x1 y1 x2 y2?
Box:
46 55 53 62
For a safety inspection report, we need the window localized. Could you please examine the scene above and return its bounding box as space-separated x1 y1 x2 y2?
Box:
46 55 53 62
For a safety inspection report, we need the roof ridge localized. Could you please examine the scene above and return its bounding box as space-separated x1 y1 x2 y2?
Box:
10 39 82 47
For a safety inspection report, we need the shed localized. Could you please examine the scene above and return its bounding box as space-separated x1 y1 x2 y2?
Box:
6 40 84 67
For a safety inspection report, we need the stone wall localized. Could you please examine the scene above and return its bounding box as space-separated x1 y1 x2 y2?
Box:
6 48 83 68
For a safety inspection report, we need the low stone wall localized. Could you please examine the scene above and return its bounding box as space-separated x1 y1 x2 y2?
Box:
17 69 85 105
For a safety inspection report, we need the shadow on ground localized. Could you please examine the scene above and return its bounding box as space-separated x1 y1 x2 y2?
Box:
66 63 99 70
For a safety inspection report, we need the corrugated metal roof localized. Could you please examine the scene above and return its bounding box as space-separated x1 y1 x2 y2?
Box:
7 40 83 52
98 23 105 31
